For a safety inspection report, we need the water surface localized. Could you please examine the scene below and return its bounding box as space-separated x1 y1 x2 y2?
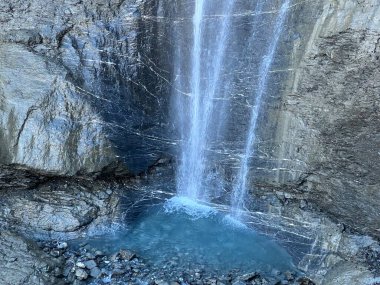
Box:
85 198 296 275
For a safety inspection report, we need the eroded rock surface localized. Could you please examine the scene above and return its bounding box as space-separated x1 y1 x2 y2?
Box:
0 180 121 239
271 0 380 239
0 231 64 285
0 0 173 175
0 44 116 176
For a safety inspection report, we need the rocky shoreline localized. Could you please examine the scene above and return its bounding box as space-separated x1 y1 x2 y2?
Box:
36 236 316 285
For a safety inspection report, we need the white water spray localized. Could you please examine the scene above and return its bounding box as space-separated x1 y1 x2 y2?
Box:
231 0 291 219
176 0 235 201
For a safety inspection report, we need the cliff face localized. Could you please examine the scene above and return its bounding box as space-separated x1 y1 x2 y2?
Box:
0 0 173 176
0 0 379 239
0 43 115 175
273 0 380 238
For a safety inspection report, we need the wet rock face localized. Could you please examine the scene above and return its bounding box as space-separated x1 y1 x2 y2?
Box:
272 0 380 238
0 0 173 175
0 44 116 176
0 180 121 239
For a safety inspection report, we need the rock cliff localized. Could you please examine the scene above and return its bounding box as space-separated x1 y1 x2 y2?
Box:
0 0 173 176
273 0 380 239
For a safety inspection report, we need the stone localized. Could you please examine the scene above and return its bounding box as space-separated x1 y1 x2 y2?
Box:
299 200 308 209
284 271 294 281
73 280 87 285
84 259 97 269
118 249 136 261
297 277 316 285
76 262 86 269
50 250 61 257
155 280 170 285
75 268 88 280
85 253 96 260
90 267 101 278
240 272 259 282
57 242 68 249
112 268 127 276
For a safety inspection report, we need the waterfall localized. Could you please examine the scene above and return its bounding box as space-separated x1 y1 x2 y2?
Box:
175 0 235 201
172 0 291 214
231 0 291 219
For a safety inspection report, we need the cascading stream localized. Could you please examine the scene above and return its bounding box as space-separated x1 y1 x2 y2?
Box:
178 0 205 200
173 0 291 217
176 0 235 201
231 0 291 219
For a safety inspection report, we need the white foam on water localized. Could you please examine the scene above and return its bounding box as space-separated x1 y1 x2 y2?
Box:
164 196 217 219
223 214 249 230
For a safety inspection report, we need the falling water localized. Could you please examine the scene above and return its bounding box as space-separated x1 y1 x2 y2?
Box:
231 0 291 218
175 0 235 201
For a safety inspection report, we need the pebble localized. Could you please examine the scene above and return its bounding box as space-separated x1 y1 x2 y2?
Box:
156 281 169 285
85 252 95 259
75 268 88 280
284 271 295 281
76 262 86 269
57 242 68 249
300 199 308 209
51 250 61 257
118 249 136 261
90 267 102 278
84 259 97 269
112 268 127 276
240 272 259 281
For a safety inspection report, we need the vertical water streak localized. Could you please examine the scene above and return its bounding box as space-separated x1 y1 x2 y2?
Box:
210 0 236 146
231 0 291 218
176 0 235 201
177 0 205 199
